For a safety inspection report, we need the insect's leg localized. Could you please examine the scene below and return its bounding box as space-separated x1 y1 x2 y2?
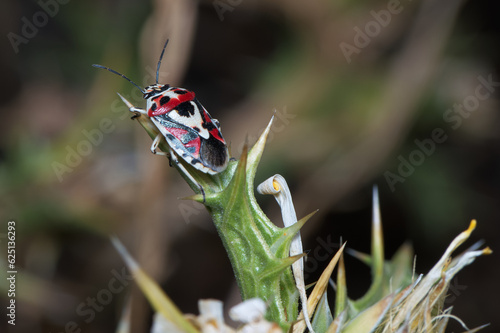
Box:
117 93 147 118
150 137 205 200
169 151 206 201
150 134 168 156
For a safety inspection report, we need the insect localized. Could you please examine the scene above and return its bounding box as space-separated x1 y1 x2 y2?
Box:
93 40 229 195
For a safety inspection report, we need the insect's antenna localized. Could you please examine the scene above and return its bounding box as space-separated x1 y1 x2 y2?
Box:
156 39 169 84
92 64 145 93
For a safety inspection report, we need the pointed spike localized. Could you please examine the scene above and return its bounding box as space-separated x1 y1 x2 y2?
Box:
236 143 249 177
334 251 347 318
117 92 134 109
230 143 249 192
247 116 274 181
345 248 372 265
371 185 384 276
261 254 307 279
180 192 221 207
287 253 307 265
305 281 317 290
110 237 198 333
372 185 381 226
349 187 386 310
271 210 318 254
290 209 318 232
219 143 250 214
111 236 140 272
179 193 205 203
115 297 133 333
370 185 385 296
466 324 491 333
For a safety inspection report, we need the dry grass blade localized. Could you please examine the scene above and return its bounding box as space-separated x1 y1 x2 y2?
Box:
293 242 346 333
111 237 199 333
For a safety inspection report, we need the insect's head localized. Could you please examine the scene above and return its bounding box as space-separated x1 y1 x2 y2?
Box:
143 84 171 100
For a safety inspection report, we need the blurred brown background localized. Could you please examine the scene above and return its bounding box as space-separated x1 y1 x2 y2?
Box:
1 0 499 332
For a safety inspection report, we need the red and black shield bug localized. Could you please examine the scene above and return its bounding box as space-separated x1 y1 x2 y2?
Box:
93 40 229 195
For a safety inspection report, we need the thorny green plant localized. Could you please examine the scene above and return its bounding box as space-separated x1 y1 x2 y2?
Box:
112 113 491 333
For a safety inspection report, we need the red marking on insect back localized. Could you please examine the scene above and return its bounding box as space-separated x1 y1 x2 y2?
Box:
167 127 201 157
148 90 196 117
168 127 189 140
209 128 224 142
184 136 201 157
200 108 224 142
